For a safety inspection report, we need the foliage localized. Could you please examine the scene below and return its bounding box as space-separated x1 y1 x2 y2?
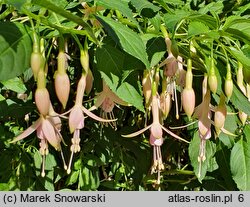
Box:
1 0 250 191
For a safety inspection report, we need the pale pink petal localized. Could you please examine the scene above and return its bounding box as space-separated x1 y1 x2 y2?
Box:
10 118 42 143
150 134 163 146
159 55 176 68
199 127 211 140
101 97 115 113
161 125 189 143
150 123 163 139
81 106 116 122
198 118 211 139
37 124 44 139
69 106 84 133
49 116 62 131
42 119 61 150
122 124 152 138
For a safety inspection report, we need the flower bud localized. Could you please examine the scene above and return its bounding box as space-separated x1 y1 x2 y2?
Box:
54 72 70 109
214 94 227 135
243 65 250 84
36 70 50 116
80 48 89 74
181 87 195 119
239 111 247 125
35 88 50 116
224 78 233 99
208 74 217 94
208 58 217 94
30 52 42 80
237 62 247 95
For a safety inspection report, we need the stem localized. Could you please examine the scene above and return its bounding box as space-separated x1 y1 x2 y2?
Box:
23 8 91 37
185 59 193 89
160 25 169 38
31 0 97 43
30 19 40 53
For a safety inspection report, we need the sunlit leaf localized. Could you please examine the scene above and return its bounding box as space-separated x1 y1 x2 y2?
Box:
188 21 210 37
96 0 139 29
230 136 250 190
130 0 160 18
0 22 32 81
96 15 150 68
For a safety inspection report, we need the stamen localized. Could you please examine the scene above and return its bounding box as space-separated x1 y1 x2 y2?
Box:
198 139 206 178
109 111 117 130
41 154 46 177
60 150 67 170
173 81 179 119
67 151 74 174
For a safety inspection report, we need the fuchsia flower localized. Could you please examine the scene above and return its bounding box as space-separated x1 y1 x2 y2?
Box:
123 85 189 184
89 80 128 130
159 38 185 120
10 103 66 177
193 88 235 178
65 75 116 173
193 90 212 141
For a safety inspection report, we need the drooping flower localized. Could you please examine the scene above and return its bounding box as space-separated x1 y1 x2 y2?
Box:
64 75 117 173
54 38 70 109
237 62 248 125
159 38 184 120
89 80 128 130
123 82 189 184
181 59 195 119
10 110 66 177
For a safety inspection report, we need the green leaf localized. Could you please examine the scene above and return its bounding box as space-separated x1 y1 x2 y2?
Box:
188 21 210 37
0 94 5 101
0 183 9 191
0 100 35 120
130 0 160 18
231 84 250 116
222 16 250 44
96 43 145 112
96 44 124 91
228 47 250 67
1 77 27 93
230 137 250 190
164 10 188 33
31 0 97 43
189 132 218 182
216 145 236 190
6 0 27 10
198 1 224 15
66 170 79 185
0 22 32 81
81 166 100 190
96 0 139 28
142 35 166 67
187 13 218 29
222 16 250 31
44 170 54 191
117 82 144 112
96 15 150 68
